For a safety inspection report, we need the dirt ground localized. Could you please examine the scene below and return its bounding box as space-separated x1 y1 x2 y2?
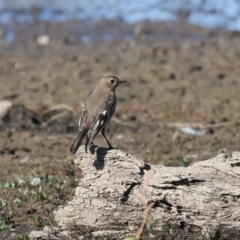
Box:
1 19 240 239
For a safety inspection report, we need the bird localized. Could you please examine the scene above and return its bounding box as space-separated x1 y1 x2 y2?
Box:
70 76 127 154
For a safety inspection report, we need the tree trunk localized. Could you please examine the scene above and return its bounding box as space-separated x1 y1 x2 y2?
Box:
40 146 240 239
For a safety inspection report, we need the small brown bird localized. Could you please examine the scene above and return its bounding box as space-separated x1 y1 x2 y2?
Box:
70 76 127 154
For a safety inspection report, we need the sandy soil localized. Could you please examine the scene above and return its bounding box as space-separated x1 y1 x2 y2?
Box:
0 20 240 239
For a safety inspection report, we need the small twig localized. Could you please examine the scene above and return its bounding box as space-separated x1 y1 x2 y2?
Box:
42 104 74 115
62 134 77 139
112 119 229 130
135 172 155 240
135 202 155 240
143 121 228 129
24 167 38 177
112 117 137 129
22 107 43 123
44 112 68 125
142 172 149 206
172 130 178 141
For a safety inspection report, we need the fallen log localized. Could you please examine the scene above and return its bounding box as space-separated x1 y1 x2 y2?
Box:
37 146 240 239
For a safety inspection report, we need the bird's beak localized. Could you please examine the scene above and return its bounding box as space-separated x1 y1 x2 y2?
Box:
118 80 127 84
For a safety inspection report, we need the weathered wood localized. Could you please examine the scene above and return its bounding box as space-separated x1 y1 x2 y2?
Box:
44 146 240 239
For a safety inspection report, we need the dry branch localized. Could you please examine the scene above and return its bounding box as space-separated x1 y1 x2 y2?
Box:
37 146 240 239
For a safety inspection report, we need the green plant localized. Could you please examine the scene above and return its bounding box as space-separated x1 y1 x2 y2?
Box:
146 215 155 238
16 234 32 240
218 148 227 153
0 172 76 235
14 198 22 206
179 155 188 167
0 198 6 208
0 181 13 189
163 160 171 166
0 218 6 231
169 227 174 235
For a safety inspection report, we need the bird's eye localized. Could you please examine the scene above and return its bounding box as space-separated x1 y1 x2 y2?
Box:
110 79 114 84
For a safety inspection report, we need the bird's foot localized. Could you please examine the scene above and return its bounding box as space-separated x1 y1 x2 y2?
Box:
108 145 115 150
85 142 95 153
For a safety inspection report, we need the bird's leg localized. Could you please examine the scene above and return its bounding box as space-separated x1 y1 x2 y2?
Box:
85 135 90 153
101 127 113 149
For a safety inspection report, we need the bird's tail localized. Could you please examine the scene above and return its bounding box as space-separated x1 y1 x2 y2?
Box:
70 128 89 154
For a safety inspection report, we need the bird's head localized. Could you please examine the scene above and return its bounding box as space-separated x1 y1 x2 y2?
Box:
101 76 127 90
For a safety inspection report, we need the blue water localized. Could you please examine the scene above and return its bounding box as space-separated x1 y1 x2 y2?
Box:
0 0 240 31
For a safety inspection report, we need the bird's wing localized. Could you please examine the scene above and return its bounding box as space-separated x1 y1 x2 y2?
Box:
70 108 90 154
87 112 105 142
87 103 115 144
78 108 88 131
105 100 116 124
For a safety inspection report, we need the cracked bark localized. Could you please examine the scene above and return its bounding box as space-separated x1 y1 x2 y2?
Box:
44 146 240 239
